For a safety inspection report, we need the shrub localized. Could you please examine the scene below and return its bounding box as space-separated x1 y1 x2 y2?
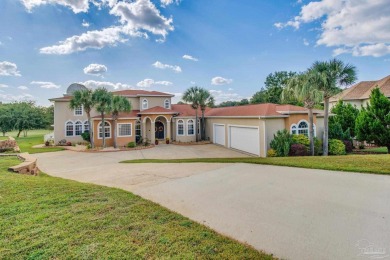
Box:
66 141 72 146
343 140 353 153
359 144 365 150
267 149 277 157
127 142 136 148
270 129 293 157
292 134 310 147
289 144 309 156
314 137 323 156
329 139 346 155
81 131 90 142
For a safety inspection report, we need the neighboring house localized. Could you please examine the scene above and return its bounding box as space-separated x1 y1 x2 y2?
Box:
50 84 324 157
329 74 390 110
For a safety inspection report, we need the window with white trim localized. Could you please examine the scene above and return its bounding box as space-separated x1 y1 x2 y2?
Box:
164 99 170 109
142 99 148 109
84 121 89 132
98 121 111 139
118 123 132 137
66 121 74 137
298 121 309 136
291 125 297 135
75 121 83 136
187 119 194 135
177 120 184 136
74 106 83 116
135 120 141 137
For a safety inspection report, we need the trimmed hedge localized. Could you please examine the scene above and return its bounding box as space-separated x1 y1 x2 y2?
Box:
289 144 309 156
329 139 346 155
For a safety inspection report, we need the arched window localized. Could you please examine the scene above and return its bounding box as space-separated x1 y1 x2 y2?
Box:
164 99 170 109
98 121 111 139
66 121 74 137
298 121 309 136
142 99 148 110
75 121 83 136
187 119 194 135
84 121 89 132
135 120 141 137
177 120 184 136
291 125 297 135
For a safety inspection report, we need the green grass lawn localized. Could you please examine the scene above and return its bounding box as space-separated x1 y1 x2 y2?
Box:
122 154 390 175
0 136 8 141
364 147 388 154
7 129 64 154
0 157 272 259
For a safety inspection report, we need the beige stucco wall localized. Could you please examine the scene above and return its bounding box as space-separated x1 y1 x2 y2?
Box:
265 118 286 151
93 118 136 147
171 117 199 142
139 96 171 111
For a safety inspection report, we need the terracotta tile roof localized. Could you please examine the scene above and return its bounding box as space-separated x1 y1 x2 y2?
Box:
171 104 211 117
204 103 309 117
92 110 140 119
138 106 178 114
112 90 173 97
330 74 390 102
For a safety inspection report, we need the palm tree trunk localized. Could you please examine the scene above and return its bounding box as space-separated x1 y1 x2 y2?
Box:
201 109 205 140
323 97 329 156
195 109 198 142
113 118 117 149
101 112 106 148
87 111 94 148
309 108 315 156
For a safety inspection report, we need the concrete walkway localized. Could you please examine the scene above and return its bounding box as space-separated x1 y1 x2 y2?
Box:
35 145 390 260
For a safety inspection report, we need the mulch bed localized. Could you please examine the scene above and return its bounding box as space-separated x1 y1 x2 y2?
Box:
171 141 212 146
84 144 155 153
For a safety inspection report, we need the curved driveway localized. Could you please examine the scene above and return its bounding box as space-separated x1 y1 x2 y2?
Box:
35 145 390 260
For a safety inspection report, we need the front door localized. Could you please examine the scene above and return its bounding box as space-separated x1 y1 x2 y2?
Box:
155 121 165 139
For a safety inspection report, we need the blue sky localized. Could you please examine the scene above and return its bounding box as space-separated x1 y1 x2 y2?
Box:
1 0 389 106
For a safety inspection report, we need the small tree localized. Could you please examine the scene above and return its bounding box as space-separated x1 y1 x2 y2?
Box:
92 88 112 148
182 86 201 142
329 100 359 138
110 95 132 149
270 129 293 157
355 88 390 153
197 88 214 140
0 105 13 136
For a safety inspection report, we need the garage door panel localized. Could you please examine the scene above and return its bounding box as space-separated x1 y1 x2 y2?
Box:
214 124 225 146
229 126 260 156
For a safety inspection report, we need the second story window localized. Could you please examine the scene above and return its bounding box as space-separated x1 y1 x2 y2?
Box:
74 106 83 116
142 99 148 110
164 99 170 109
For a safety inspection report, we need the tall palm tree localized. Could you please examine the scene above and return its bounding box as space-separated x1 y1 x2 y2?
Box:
283 71 323 155
92 88 112 148
182 86 201 142
69 88 96 148
198 88 214 140
111 95 132 149
310 59 357 156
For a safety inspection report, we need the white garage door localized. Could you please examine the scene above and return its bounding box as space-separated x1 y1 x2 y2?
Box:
214 124 225 146
229 126 260 156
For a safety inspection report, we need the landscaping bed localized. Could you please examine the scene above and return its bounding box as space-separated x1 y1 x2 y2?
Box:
172 140 212 146
0 157 272 259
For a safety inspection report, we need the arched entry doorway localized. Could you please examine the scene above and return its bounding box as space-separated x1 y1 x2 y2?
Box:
155 121 165 139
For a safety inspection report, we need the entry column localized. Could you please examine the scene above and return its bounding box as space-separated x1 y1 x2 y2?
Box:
167 120 171 140
142 121 146 140
150 121 155 144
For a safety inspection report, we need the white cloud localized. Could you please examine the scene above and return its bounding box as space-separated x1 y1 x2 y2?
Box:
209 90 243 104
152 61 182 73
160 0 180 7
0 84 9 88
182 54 198 61
211 76 233 85
0 61 21 76
18 86 29 90
21 0 90 13
278 0 390 57
136 78 172 87
0 93 34 102
83 63 108 76
31 81 61 89
303 38 309 46
81 80 133 90
39 0 174 54
170 92 182 104
82 20 90 28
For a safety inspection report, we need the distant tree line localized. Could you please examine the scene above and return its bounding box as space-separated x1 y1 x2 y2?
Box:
0 101 54 137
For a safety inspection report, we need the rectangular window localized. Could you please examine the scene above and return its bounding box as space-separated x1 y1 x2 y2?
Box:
177 120 184 136
188 121 194 135
118 123 132 137
74 106 83 116
66 123 73 137
75 124 83 136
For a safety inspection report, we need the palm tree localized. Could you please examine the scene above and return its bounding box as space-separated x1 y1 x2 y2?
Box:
69 88 96 148
111 95 132 149
310 59 357 156
92 88 112 148
182 86 201 142
283 71 323 155
198 88 214 140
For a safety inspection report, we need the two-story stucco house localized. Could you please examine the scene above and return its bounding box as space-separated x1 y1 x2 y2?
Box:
50 83 324 157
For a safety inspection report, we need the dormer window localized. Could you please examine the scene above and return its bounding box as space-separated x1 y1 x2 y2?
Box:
74 106 83 116
164 99 170 109
142 99 148 110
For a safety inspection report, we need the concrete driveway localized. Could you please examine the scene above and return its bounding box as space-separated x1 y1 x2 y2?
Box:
35 145 390 260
